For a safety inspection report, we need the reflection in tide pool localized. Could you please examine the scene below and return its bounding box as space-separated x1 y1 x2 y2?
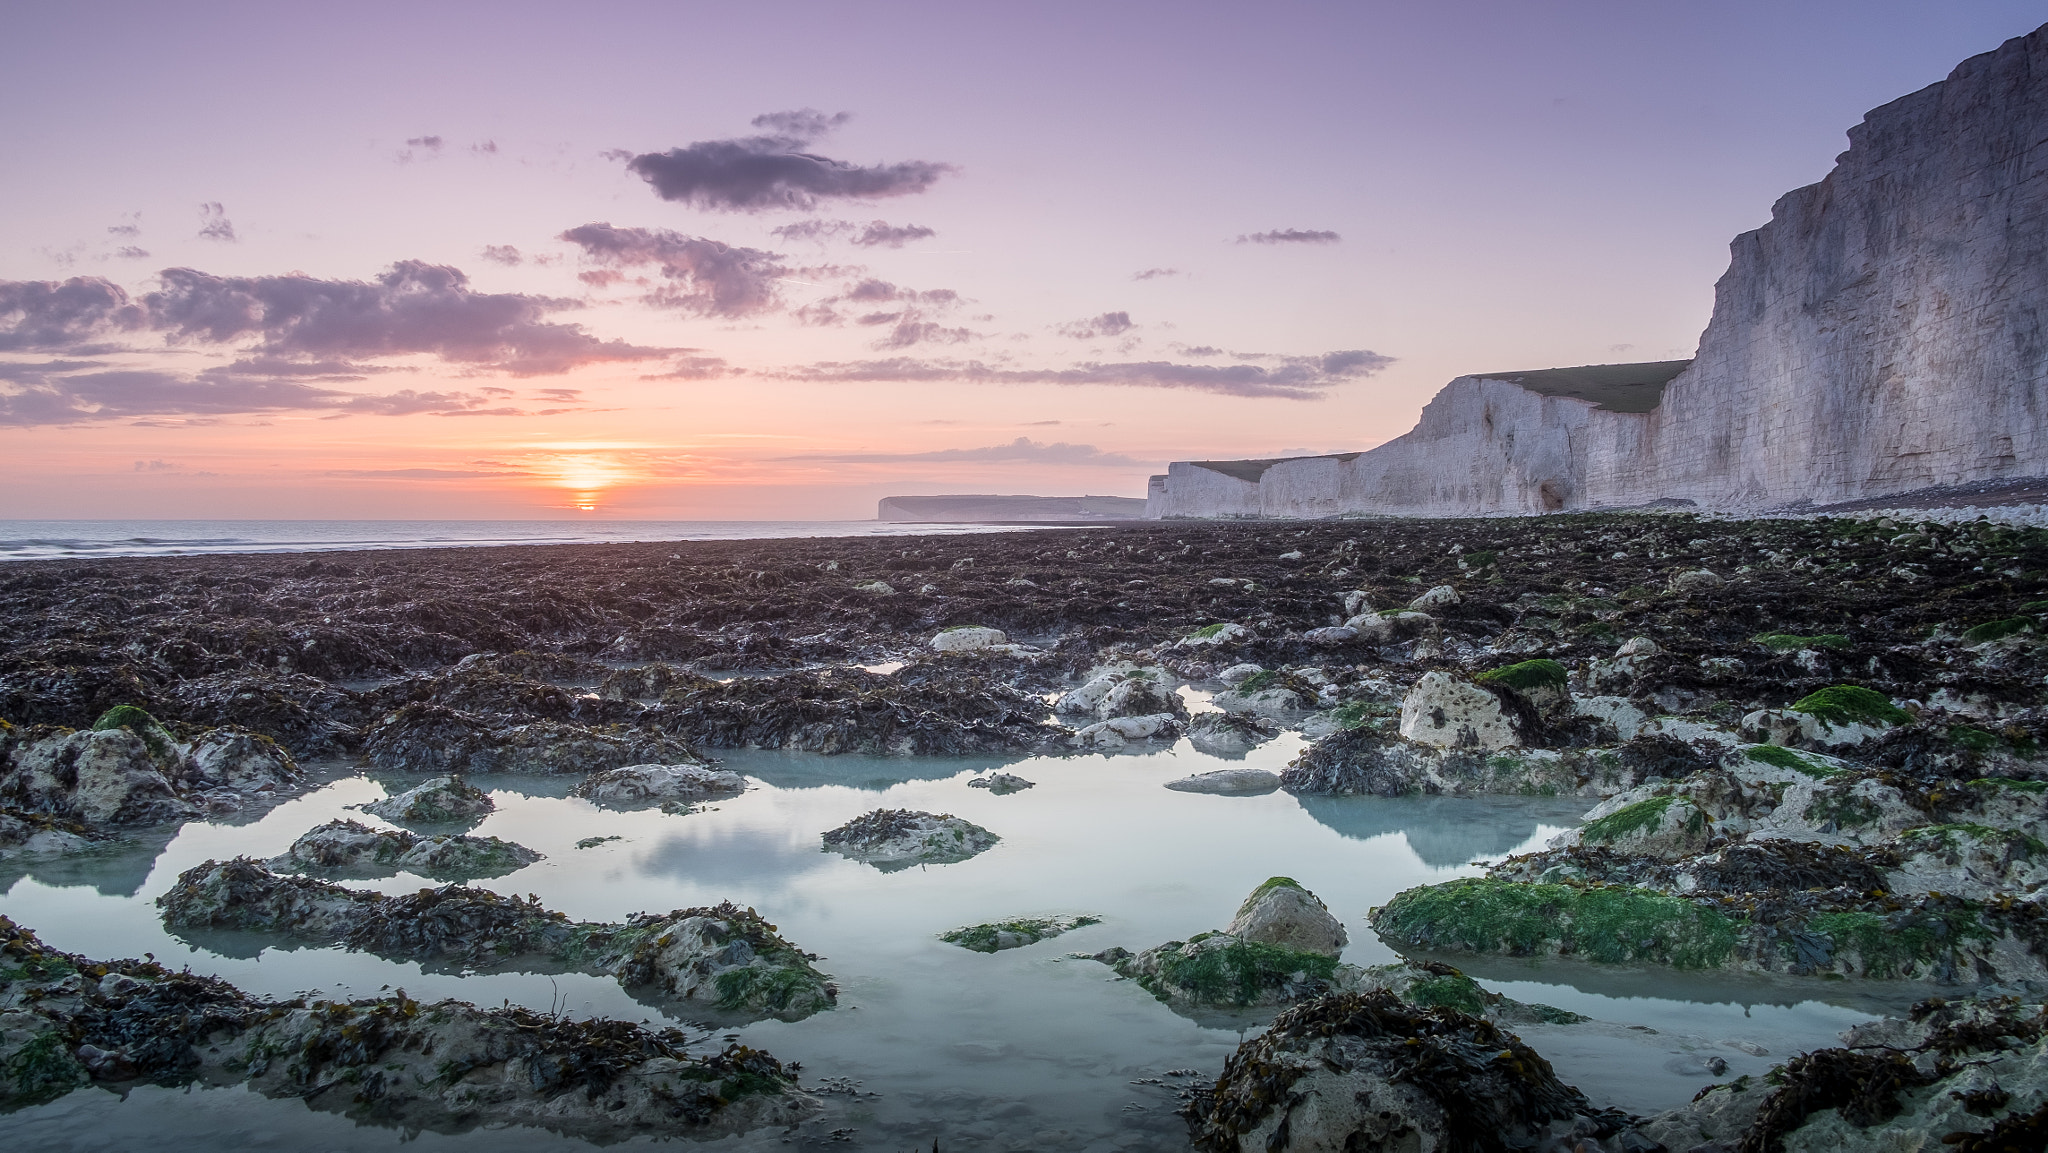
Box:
3 735 1883 1150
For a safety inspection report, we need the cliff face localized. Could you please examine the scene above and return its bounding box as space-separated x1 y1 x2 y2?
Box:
1148 22 2048 519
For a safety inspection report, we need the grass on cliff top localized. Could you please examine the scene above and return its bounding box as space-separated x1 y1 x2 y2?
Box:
1789 685 1911 727
1475 659 1567 693
1371 878 1740 969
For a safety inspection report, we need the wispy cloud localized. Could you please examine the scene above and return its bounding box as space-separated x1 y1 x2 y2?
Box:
197 202 237 242
1131 267 1179 280
769 349 1392 400
771 219 937 248
777 436 1144 466
1237 228 1339 245
1057 311 1134 340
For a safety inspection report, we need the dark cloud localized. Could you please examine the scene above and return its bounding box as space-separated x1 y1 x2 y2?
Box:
143 260 670 374
0 278 148 352
107 223 141 238
620 112 951 212
779 436 1142 466
559 223 789 318
406 135 444 150
1057 311 1134 340
771 219 937 248
197 202 237 242
1131 267 1179 280
479 245 523 265
0 367 345 426
1237 229 1340 245
771 349 1392 400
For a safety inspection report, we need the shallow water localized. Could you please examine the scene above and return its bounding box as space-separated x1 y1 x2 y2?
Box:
0 518 1053 562
3 736 1898 1149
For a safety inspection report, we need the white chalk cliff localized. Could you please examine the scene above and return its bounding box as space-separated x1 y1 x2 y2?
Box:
1149 23 2048 518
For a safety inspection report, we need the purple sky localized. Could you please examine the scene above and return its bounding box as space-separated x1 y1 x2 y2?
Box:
2 1 2042 519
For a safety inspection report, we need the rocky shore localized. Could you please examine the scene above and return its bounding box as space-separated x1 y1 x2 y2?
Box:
3 513 2048 1145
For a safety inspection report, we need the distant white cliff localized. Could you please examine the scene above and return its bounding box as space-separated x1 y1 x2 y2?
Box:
1150 22 2048 519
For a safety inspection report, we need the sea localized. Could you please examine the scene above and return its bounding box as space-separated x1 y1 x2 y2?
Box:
0 519 1057 562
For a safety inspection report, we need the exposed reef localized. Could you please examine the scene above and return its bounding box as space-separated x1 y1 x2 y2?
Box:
0 915 816 1137
157 859 836 1021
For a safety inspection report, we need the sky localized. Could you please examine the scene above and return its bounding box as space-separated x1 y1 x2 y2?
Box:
2 1 2043 522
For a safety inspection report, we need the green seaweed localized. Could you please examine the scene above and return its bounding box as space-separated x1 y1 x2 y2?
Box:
1 1028 89 1107
1896 823 2048 858
1326 701 1374 730
1153 938 1339 1006
1804 908 1989 980
1962 618 2031 645
712 965 829 1014
1475 659 1568 692
1745 744 1839 778
1579 796 1678 844
1403 972 1489 1015
1186 623 1231 641
1236 670 1279 692
1788 685 1911 727
1371 879 1740 969
91 704 177 763
940 916 1100 953
1950 726 2002 755
1968 777 2048 793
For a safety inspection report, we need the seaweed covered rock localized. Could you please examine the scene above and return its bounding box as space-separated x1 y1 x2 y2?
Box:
1225 877 1349 955
966 771 1034 793
1640 997 2048 1153
569 763 746 808
594 903 838 1021
156 861 835 1020
1280 727 1433 797
1185 710 1280 756
178 727 303 792
1 726 196 827
0 914 817 1137
269 819 540 880
356 774 494 826
1056 667 1187 720
1369 876 2048 982
1572 794 1717 861
1183 990 1631 1152
940 915 1100 953
598 662 714 701
820 809 998 869
0 808 93 859
652 667 1059 756
1165 768 1282 794
1098 878 1359 1011
1070 711 1183 748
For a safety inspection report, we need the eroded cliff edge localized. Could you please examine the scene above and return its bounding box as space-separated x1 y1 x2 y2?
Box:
1151 22 2048 519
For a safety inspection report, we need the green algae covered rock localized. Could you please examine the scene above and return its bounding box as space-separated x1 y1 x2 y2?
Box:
940 915 1100 953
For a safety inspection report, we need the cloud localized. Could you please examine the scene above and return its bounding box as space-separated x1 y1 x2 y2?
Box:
779 436 1143 466
1237 229 1340 245
771 219 937 248
559 223 790 318
113 246 150 260
643 355 738 380
479 245 523 265
197 202 237 242
134 458 177 471
620 111 951 212
327 467 525 479
1057 311 1134 340
0 367 348 426
406 135 444 150
1131 267 1179 280
0 277 148 351
143 260 671 374
771 349 1392 400
107 222 141 239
